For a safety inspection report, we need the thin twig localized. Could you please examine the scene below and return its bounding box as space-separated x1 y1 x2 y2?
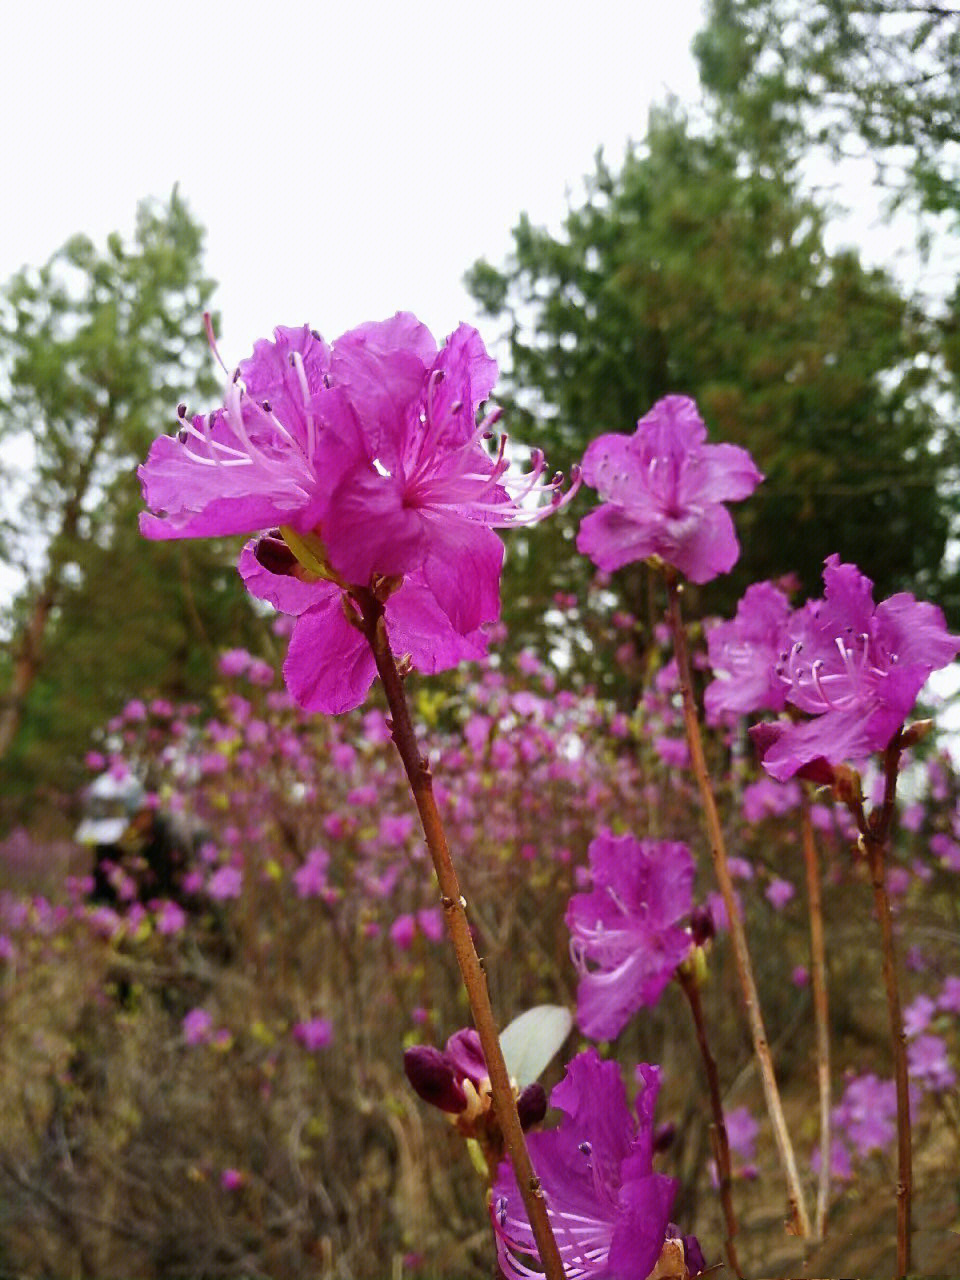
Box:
664 571 811 1238
800 792 832 1240
847 731 912 1276
677 967 745 1279
357 591 566 1280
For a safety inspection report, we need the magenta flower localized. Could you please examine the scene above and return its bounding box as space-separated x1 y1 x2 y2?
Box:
206 864 242 901
903 994 936 1038
139 325 341 542
939 975 960 1014
181 1007 213 1046
908 1033 957 1092
724 1106 758 1162
705 581 793 723
292 1017 333 1052
761 556 960 781
764 878 795 911
492 1050 681 1280
833 1073 897 1157
577 396 762 583
566 833 695 1040
139 315 577 714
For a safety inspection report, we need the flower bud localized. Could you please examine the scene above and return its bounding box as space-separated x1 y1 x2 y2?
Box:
403 1046 467 1114
516 1082 547 1130
654 1122 676 1153
689 906 715 947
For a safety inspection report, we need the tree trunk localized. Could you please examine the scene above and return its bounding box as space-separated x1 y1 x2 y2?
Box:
0 412 111 763
0 580 56 759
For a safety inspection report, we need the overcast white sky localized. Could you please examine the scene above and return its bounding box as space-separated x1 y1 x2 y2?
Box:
2 1 705 357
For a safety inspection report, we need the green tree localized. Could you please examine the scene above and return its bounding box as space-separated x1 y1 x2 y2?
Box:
0 192 260 820
467 109 960 664
695 0 960 222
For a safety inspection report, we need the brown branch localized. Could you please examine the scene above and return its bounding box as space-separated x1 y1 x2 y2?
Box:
664 571 811 1238
800 793 832 1240
357 591 566 1280
848 731 912 1276
677 967 744 1279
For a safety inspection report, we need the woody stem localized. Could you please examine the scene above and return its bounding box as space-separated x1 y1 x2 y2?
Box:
358 593 566 1280
664 570 811 1238
677 966 745 1279
849 732 911 1276
800 792 832 1240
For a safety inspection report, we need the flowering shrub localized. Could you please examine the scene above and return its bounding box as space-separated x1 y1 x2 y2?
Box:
1 330 959 1277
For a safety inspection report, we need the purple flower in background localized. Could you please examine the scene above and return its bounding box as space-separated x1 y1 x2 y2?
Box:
810 1138 853 1182
577 396 762 584
724 1106 759 1162
908 1034 957 1092
566 833 695 1040
939 975 960 1014
182 1008 213 1046
292 1017 333 1052
389 913 417 950
903 994 936 1039
292 847 330 899
492 1050 679 1280
765 878 795 911
761 556 960 781
833 1074 898 1157
705 581 792 722
206 864 242 901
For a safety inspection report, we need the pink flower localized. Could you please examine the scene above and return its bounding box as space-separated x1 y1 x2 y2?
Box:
908 1034 957 1092
390 913 417 950
182 1008 213 1045
761 556 960 780
566 833 695 1039
292 1017 333 1051
939 975 960 1014
220 1168 245 1191
140 316 577 716
577 396 762 583
492 1052 681 1280
705 581 793 722
207 865 242 900
764 878 795 911
292 847 329 898
416 907 444 943
154 899 187 935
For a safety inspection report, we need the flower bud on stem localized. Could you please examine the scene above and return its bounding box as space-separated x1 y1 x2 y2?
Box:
356 589 566 1280
663 569 811 1239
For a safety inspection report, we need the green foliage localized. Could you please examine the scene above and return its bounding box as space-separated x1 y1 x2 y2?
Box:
695 0 960 221
0 192 261 821
466 109 960 657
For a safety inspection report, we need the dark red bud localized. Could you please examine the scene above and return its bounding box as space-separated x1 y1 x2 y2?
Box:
403 1046 467 1115
690 907 715 947
254 535 298 578
654 1121 676 1153
516 1082 547 1130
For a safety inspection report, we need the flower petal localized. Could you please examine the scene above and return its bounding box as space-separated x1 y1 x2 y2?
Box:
283 597 376 714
